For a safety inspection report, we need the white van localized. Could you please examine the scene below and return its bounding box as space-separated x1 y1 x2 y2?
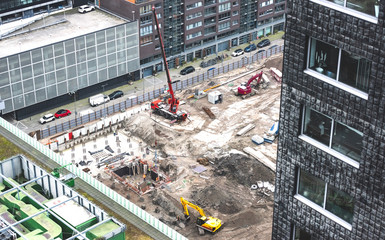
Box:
89 94 109 107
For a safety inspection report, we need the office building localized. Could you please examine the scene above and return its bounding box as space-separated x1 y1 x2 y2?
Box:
273 0 384 239
100 0 287 77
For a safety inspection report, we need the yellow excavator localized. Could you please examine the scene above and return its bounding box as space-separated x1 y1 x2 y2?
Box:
180 197 223 235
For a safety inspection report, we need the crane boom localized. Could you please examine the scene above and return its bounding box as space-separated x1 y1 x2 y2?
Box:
152 6 177 113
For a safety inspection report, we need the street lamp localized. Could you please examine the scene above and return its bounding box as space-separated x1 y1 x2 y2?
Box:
68 91 77 116
101 83 108 117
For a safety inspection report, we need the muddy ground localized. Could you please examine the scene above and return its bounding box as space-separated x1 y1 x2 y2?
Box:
111 54 284 239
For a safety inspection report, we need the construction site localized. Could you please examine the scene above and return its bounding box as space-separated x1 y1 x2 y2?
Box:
38 49 283 239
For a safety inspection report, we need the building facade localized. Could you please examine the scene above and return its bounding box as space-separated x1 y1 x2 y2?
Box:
273 0 385 239
99 0 286 77
0 9 140 119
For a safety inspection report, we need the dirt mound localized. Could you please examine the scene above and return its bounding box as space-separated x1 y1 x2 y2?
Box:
192 185 243 214
151 189 184 217
264 53 283 71
214 153 275 186
226 210 261 228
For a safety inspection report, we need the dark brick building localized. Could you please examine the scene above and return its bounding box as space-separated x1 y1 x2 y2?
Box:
273 0 385 239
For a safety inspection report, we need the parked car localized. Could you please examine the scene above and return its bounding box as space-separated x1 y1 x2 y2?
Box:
180 66 195 75
108 90 124 100
257 49 266 54
39 114 55 124
268 44 278 50
244 44 257 52
232 49 244 57
55 109 71 118
89 94 110 107
257 39 271 48
78 5 95 13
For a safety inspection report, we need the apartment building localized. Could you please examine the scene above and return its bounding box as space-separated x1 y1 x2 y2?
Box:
100 0 287 77
273 0 385 239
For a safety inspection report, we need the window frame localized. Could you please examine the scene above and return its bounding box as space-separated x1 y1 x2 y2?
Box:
305 38 369 100
310 0 378 24
295 169 353 230
300 106 361 168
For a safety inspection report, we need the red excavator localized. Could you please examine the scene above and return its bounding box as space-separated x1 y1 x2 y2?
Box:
235 71 263 99
150 7 188 121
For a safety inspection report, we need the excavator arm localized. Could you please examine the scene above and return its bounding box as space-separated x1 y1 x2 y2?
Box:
180 197 206 219
246 71 263 87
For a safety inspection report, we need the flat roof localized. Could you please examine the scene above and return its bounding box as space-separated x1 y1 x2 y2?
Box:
0 8 127 58
45 195 96 227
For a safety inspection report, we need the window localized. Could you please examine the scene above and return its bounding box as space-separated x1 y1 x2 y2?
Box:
186 2 202 10
259 9 273 16
140 25 152 36
302 107 363 162
219 0 229 2
218 21 230 31
205 6 216 15
140 36 152 45
219 2 231 12
218 12 231 21
275 4 285 12
260 0 273 7
140 15 152 25
140 5 151 15
325 0 377 17
233 1 238 6
204 16 216 25
205 0 216 6
232 10 239 16
187 21 202 30
157 13 162 19
307 38 371 94
297 170 354 224
187 12 202 20
204 26 216 35
292 226 312 240
232 20 238 25
187 31 202 40
154 2 162 8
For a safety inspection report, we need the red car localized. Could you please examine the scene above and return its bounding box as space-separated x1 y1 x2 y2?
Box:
55 109 71 118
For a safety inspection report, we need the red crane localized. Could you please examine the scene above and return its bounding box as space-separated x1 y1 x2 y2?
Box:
236 71 263 99
150 7 187 121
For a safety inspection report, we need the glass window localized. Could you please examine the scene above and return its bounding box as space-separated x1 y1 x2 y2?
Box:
0 72 10 85
24 92 35 106
96 31 106 44
46 85 57 99
106 28 115 41
219 2 231 12
331 122 363 161
76 49 86 63
117 51 126 64
67 66 77 79
10 69 21 83
116 25 125 39
302 107 362 162
98 69 107 82
326 185 354 224
308 38 371 93
326 0 377 17
23 79 34 92
98 56 107 69
297 169 355 225
33 62 44 76
66 53 76 66
293 226 312 240
339 50 371 92
107 41 116 53
97 44 107 57
87 59 97 72
68 78 78 92
43 46 53 59
86 34 96 47
8 55 20 70
108 66 117 79
56 69 66 82
65 40 75 53
78 75 88 88
13 95 24 109
88 72 98 85
55 56 65 70
11 82 23 96
20 52 31 66
303 107 332 146
78 62 87 76
0 86 11 99
34 75 45 89
36 88 46 102
118 63 126 75
31 49 43 62
87 46 97 59
108 53 117 67
298 170 325 207
308 38 339 79
44 59 54 73
57 82 67 95
54 43 64 56
45 72 56 86
116 38 125 51
0 59 7 73
75 37 86 50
